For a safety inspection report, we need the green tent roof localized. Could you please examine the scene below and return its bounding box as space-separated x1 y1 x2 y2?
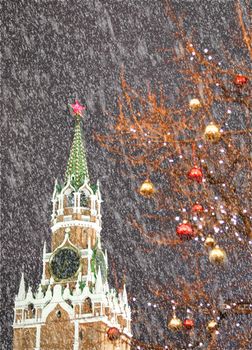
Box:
65 117 89 189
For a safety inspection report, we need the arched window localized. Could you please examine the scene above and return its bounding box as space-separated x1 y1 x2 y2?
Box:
27 303 35 318
66 192 75 207
83 297 92 313
28 303 34 311
80 193 88 207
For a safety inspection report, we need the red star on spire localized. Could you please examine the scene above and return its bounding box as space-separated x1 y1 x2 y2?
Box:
70 100 85 116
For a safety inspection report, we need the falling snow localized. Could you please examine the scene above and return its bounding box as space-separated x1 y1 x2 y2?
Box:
1 1 252 349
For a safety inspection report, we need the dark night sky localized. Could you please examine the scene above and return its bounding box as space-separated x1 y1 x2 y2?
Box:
1 1 251 349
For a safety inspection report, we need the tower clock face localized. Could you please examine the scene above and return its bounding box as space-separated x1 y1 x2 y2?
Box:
50 247 80 281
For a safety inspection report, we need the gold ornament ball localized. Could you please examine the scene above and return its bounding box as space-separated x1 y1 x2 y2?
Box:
189 98 201 110
204 235 216 249
209 245 227 264
204 122 221 142
207 320 218 332
140 179 155 197
168 315 182 331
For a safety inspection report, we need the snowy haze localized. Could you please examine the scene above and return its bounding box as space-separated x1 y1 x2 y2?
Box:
1 1 251 349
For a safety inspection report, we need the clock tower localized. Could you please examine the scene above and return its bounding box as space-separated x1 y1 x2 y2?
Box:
13 102 132 350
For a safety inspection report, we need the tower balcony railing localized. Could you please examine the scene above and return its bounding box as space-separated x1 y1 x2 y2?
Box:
14 308 43 325
63 207 74 215
78 207 91 216
55 207 91 223
59 206 91 216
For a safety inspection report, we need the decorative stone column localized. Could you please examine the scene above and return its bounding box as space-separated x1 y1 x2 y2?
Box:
73 320 79 350
34 324 41 350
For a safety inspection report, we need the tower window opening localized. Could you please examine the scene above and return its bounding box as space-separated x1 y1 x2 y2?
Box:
80 193 88 207
27 303 35 317
83 297 92 313
28 303 34 311
56 310 61 318
66 192 75 207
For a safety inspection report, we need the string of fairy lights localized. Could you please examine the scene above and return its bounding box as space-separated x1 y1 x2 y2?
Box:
116 81 252 252
96 66 252 349
94 31 252 347
101 7 251 348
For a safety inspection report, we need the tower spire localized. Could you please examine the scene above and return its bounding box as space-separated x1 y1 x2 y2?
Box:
65 101 89 189
16 272 26 301
95 267 103 294
123 284 128 305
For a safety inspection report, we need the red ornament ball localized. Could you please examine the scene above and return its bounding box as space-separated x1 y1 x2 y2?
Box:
107 327 120 341
234 75 248 86
188 166 203 183
192 203 204 213
183 318 194 330
176 222 194 238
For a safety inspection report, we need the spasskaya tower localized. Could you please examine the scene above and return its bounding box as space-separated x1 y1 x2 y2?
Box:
13 101 132 350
